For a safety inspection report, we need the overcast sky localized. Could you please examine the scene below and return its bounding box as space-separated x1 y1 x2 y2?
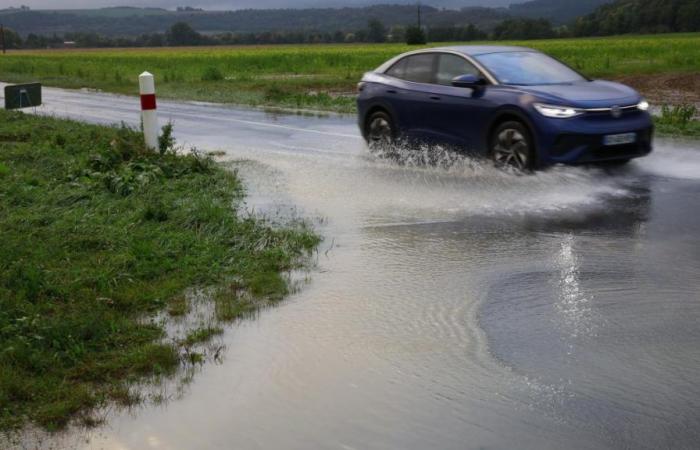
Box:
0 0 514 10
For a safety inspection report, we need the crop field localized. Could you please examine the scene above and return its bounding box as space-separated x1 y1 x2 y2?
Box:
1 33 699 112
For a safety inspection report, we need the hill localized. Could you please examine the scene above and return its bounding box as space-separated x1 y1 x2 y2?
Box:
0 2 604 38
35 7 172 18
508 0 614 24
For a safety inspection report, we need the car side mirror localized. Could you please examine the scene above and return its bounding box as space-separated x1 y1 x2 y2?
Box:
451 74 487 88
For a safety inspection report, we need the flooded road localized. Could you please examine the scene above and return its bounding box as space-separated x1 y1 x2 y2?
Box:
6 86 700 449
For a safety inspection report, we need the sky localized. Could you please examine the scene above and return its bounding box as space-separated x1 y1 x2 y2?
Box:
0 0 515 10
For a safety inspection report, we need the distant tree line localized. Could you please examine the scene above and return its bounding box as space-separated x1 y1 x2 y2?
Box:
0 5 509 38
572 0 700 36
3 0 700 50
1 18 560 49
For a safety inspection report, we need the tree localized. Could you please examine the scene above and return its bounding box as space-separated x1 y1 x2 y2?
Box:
166 22 202 46
367 18 386 43
24 33 47 49
405 25 426 45
1 27 23 49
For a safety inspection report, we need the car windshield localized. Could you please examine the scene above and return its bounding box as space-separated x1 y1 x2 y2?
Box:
476 51 586 86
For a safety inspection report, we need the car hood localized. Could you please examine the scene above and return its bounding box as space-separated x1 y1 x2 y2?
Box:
519 80 641 108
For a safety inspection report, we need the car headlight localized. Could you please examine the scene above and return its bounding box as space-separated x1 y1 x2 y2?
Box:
533 103 583 119
637 100 650 111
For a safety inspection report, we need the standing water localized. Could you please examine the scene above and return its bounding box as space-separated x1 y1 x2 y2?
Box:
6 90 700 449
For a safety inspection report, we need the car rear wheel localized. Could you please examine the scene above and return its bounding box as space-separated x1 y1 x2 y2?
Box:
365 111 395 148
490 121 535 171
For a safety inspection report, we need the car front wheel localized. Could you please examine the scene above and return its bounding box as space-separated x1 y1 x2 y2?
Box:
490 121 535 171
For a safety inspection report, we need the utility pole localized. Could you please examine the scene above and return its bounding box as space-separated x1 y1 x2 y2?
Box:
0 24 6 55
417 2 422 29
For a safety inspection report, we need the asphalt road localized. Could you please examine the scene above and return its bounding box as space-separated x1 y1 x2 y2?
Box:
5 85 700 450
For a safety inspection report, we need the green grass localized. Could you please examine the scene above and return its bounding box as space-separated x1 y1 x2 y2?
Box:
2 33 700 113
654 104 700 137
0 110 319 432
181 326 224 346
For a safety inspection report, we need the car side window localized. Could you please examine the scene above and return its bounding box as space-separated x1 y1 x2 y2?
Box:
403 54 436 84
435 54 481 86
385 57 407 79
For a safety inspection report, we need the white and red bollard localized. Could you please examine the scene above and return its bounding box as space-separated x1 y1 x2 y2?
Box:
139 71 158 150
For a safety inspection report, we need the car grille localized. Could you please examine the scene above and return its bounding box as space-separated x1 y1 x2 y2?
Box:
551 127 653 161
583 106 642 120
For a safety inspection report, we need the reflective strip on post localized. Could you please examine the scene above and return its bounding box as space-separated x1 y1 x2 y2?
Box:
140 94 157 111
138 71 158 150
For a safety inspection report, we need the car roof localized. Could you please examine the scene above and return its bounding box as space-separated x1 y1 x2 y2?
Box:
433 45 536 56
372 45 539 82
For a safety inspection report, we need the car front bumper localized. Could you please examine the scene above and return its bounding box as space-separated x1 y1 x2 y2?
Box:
534 110 654 165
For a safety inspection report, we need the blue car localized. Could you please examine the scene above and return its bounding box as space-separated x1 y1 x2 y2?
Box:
357 46 653 170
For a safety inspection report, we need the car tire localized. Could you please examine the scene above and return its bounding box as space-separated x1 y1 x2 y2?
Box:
365 110 396 148
490 121 536 171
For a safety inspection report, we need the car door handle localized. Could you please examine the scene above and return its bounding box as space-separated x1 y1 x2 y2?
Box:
386 89 398 94
429 95 441 101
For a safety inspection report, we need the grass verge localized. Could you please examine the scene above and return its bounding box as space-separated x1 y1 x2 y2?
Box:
0 110 319 432
654 104 700 138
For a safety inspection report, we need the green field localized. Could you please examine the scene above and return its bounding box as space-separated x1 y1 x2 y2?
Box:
1 33 699 112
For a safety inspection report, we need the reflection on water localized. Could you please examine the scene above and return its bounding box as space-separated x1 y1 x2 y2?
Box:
555 235 597 342
5 91 700 449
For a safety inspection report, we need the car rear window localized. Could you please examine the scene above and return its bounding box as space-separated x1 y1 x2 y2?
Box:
404 54 435 84
385 53 436 84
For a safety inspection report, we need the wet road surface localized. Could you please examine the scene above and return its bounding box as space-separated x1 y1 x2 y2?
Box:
3 86 700 449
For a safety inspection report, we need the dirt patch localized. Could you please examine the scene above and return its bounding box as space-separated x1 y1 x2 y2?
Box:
614 73 700 107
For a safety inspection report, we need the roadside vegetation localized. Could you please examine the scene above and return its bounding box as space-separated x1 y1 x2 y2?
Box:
655 104 700 138
1 33 699 115
0 110 319 432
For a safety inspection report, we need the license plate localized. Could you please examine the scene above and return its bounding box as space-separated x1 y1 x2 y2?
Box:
603 132 636 146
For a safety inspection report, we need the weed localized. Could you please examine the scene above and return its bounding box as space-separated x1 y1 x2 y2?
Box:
182 327 224 346
166 296 190 317
158 121 176 155
654 104 700 137
201 66 224 82
659 104 697 126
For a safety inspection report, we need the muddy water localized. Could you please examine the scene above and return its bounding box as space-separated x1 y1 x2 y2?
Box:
6 88 700 449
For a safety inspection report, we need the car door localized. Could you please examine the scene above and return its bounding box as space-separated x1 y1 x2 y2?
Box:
421 53 495 150
381 53 441 143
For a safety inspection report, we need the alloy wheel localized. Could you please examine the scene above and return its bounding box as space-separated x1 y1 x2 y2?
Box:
493 128 530 170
